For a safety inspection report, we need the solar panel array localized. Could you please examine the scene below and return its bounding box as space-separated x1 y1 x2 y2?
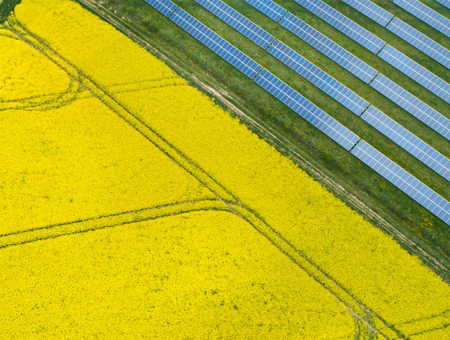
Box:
170 8 262 78
342 0 450 69
361 106 450 180
254 69 360 150
242 0 286 22
393 0 450 37
378 45 450 103
277 12 378 84
144 0 176 17
245 0 450 136
370 74 450 139
292 0 386 54
200 0 375 116
195 0 275 50
267 40 369 115
342 0 393 27
386 17 450 68
289 0 450 103
195 0 449 180
351 140 450 224
146 0 450 223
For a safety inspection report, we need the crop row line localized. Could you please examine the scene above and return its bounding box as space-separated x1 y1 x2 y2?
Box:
0 199 228 249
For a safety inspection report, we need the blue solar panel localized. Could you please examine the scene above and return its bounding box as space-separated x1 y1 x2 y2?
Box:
254 69 360 150
278 12 378 84
267 40 369 115
195 0 275 50
169 8 262 78
342 0 393 27
435 0 450 10
292 0 386 54
144 0 177 17
361 106 450 180
370 74 450 139
386 18 450 69
378 45 450 103
242 0 286 22
351 140 450 224
393 0 450 37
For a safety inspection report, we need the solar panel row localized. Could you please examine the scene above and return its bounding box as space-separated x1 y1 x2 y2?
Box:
370 74 450 139
342 0 393 27
435 0 450 10
378 45 450 103
146 0 450 223
342 0 450 70
144 0 176 17
393 0 450 37
170 8 262 79
386 18 450 69
351 140 450 224
242 0 286 22
267 40 369 115
195 0 275 50
275 12 378 84
254 69 361 150
292 0 386 54
361 106 450 180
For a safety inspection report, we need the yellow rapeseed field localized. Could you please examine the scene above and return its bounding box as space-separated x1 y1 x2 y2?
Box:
0 0 448 338
0 34 70 103
0 211 355 338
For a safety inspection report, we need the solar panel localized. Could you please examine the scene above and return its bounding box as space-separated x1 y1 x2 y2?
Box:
292 0 386 54
435 0 450 10
195 0 275 50
393 0 450 37
144 0 177 17
370 74 450 139
386 18 450 69
267 40 369 115
342 0 393 27
242 0 287 22
254 69 360 150
351 140 450 224
378 45 450 103
169 8 262 78
361 106 450 180
279 12 378 84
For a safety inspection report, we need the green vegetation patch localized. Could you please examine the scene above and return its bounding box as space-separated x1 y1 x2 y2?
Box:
0 0 21 23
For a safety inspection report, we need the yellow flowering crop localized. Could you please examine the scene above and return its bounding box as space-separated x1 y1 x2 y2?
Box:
0 0 448 338
0 211 355 338
0 96 214 236
0 35 70 102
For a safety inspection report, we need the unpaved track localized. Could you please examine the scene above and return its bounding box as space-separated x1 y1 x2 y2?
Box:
76 0 448 279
